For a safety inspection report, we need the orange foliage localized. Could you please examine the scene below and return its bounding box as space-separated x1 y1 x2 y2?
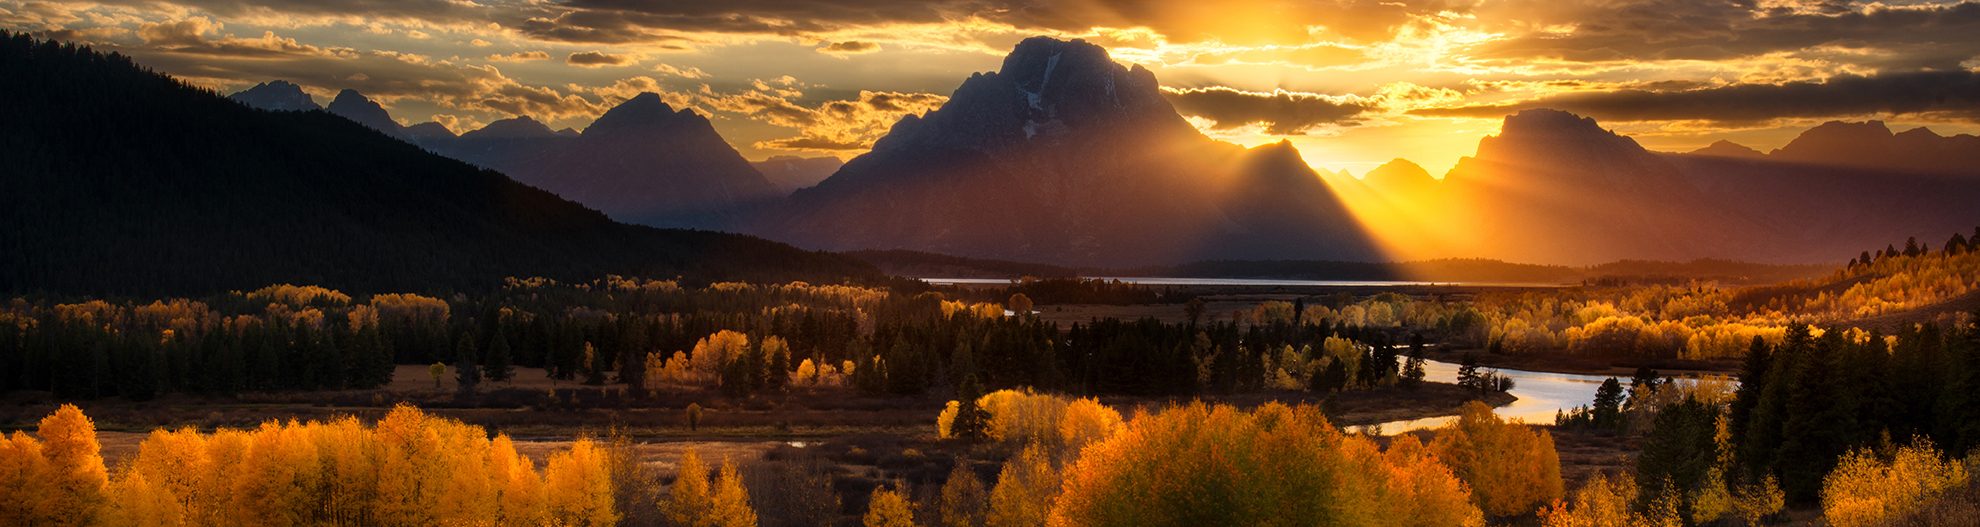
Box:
0 404 619 526
1047 402 1482 527
1430 402 1564 518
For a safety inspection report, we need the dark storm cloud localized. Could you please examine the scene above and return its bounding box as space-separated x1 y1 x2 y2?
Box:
1476 1 1980 69
89 0 512 24
1163 87 1376 134
817 40 880 54
566 50 634 66
1410 71 1980 123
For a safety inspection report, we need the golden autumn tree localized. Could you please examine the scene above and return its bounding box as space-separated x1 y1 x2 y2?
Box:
1822 440 1970 527
1537 473 1682 527
0 430 57 524
1430 402 1564 518
664 448 759 527
866 485 919 527
710 458 760 527
543 438 619 527
38 404 108 527
98 471 184 527
987 444 1059 527
664 448 716 526
1055 399 1123 460
1047 402 1482 527
692 330 751 382
940 461 989 527
490 434 547 526
81 404 597 527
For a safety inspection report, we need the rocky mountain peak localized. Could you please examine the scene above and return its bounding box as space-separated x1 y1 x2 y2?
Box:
228 80 319 112
325 89 403 135
584 92 686 138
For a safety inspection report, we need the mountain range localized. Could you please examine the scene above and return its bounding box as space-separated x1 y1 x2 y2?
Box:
230 82 779 227
221 36 1979 268
0 32 875 295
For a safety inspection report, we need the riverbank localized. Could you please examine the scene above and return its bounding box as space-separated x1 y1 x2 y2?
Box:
1423 347 1741 378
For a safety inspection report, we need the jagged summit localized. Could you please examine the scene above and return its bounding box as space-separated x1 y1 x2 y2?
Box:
873 37 1188 154
1769 120 1980 175
758 36 1379 266
1491 109 1644 151
325 89 402 135
228 80 319 112
584 92 687 137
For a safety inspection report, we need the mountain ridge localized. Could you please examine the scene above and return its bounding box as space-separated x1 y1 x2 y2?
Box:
1 32 876 295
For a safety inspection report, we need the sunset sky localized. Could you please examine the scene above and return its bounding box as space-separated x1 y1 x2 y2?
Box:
8 0 1979 174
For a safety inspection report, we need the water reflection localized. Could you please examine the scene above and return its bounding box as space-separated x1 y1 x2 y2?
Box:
1364 359 1730 435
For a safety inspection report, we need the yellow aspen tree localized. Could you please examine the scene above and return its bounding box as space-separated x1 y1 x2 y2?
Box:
543 438 619 527
1376 435 1486 527
865 486 918 527
662 448 714 525
372 405 444 526
709 458 760 527
1055 399 1123 459
939 461 988 527
986 444 1057 527
433 421 499 525
233 421 323 526
38 404 108 527
196 429 252 527
99 470 186 527
0 431 54 525
305 418 378 527
1430 402 1564 518
1822 440 1970 527
490 434 547 526
795 358 819 386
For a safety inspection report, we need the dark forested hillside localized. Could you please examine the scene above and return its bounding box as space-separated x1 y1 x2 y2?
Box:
0 34 878 296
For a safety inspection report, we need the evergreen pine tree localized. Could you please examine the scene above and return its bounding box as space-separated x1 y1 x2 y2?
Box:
454 333 481 394
1592 378 1626 430
484 330 514 383
1456 352 1480 390
952 374 990 442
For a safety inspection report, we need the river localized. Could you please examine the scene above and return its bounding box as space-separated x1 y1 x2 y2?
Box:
1365 359 1729 434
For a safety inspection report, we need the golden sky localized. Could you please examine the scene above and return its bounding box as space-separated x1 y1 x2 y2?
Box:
8 0 1979 175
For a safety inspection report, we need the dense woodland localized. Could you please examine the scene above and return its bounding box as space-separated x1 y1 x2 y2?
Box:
0 279 1424 402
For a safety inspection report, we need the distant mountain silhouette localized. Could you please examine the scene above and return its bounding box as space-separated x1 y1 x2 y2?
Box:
1439 109 1760 263
752 37 1379 266
752 155 843 194
1359 158 1437 197
279 87 781 228
324 89 406 136
1767 120 1980 175
1339 110 1980 264
428 93 780 227
0 33 876 295
1688 140 1765 159
227 80 318 111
